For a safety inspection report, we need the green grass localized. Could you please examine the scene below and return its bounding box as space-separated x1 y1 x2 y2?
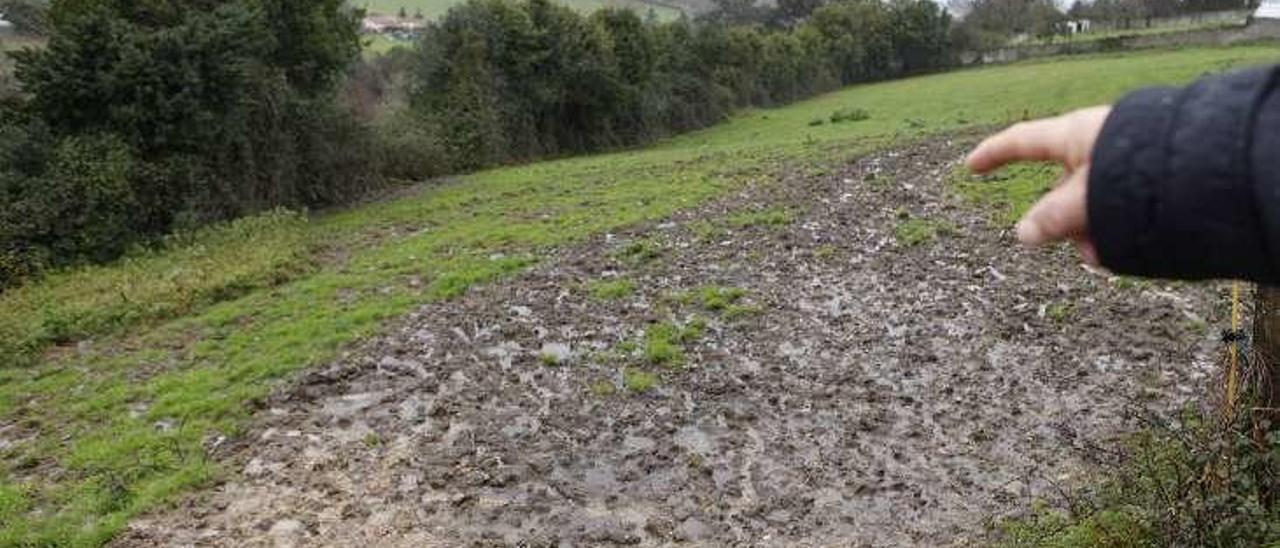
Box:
670 285 747 311
587 278 635 300
362 33 412 58
642 318 704 366
589 379 617 396
614 239 663 264
355 0 682 21
1045 301 1073 323
953 163 1062 226
895 216 952 247
4 45 1280 545
623 368 658 393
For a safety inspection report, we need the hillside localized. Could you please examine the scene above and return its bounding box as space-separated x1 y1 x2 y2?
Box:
355 0 693 21
3 45 1280 544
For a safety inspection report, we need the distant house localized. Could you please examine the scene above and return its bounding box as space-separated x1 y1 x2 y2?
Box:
1256 0 1280 20
362 14 424 34
1062 19 1092 35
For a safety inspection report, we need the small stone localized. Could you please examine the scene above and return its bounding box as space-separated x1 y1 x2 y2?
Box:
244 458 267 477
268 518 305 547
675 518 712 541
539 342 572 364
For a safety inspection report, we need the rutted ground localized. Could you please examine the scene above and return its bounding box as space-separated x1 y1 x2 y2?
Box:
115 137 1225 547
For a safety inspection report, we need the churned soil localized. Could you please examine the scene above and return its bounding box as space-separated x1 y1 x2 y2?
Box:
114 136 1226 547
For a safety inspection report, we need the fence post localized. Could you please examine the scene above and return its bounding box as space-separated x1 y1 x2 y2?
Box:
1252 285 1280 506
1254 285 1280 414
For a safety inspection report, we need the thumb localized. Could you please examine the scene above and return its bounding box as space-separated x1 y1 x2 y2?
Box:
1016 167 1089 246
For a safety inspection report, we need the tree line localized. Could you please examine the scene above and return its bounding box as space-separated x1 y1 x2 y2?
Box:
396 0 953 170
0 0 955 289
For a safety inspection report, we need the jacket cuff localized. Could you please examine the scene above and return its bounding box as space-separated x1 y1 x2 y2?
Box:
1088 67 1277 281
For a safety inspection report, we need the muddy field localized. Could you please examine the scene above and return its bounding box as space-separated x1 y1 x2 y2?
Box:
114 137 1226 547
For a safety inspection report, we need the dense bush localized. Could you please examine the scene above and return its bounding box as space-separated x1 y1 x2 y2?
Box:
408 0 954 169
0 0 367 287
997 401 1280 547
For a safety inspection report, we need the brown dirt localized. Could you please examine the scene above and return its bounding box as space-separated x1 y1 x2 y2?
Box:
112 136 1227 547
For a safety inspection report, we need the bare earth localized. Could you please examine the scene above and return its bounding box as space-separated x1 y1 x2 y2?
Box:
114 137 1226 547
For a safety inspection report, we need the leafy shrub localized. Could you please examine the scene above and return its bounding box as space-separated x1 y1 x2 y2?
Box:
375 113 448 180
0 133 139 278
830 107 871 124
0 0 371 287
995 402 1280 547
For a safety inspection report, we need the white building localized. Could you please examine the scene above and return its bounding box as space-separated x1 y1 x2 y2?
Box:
1062 19 1092 35
1256 0 1280 20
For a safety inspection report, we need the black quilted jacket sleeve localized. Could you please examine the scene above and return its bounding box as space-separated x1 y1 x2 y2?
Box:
1089 65 1280 283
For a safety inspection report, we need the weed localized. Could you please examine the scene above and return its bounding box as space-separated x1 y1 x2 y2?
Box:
363 432 382 448
539 352 563 367
830 107 870 123
1045 302 1073 323
684 315 708 340
688 220 727 243
642 319 705 367
808 118 826 127
867 174 894 190
814 245 838 260
623 369 658 393
644 331 685 366
895 216 951 247
724 304 764 321
589 380 616 397
726 207 793 229
616 240 662 265
616 340 640 355
587 279 634 300
1111 276 1150 291
695 286 746 311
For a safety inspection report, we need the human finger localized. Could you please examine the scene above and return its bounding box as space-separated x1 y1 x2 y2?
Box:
1015 168 1089 246
966 117 1072 174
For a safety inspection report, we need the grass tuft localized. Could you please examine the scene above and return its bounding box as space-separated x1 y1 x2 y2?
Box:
615 240 663 265
589 380 616 397
623 369 658 393
726 207 794 229
587 279 635 300
894 216 952 247
830 107 870 123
